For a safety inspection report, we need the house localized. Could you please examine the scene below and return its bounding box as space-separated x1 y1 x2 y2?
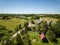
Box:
47 21 51 26
40 32 45 40
36 18 43 25
28 22 36 27
40 32 48 43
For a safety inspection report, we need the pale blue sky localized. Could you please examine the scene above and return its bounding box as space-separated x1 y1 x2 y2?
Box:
0 0 60 14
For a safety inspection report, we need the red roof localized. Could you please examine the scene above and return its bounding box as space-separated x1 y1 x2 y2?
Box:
40 32 45 39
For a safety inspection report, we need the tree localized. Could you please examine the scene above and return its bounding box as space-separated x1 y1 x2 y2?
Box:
0 25 7 30
18 24 22 29
31 20 35 24
16 33 24 45
15 24 21 32
54 19 60 36
2 36 14 45
22 34 32 45
46 30 56 42
24 22 29 33
37 21 48 34
0 25 7 43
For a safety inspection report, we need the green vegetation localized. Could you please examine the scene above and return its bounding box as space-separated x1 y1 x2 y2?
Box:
0 14 60 45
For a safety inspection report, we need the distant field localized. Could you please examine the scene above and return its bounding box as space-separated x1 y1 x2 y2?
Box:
34 17 58 24
42 17 57 21
0 18 27 30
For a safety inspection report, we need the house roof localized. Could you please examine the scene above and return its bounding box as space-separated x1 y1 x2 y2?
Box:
40 32 45 39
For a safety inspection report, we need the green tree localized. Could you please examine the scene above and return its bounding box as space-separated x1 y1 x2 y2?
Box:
54 19 60 36
24 22 29 33
46 30 56 42
22 34 32 45
15 24 21 32
37 21 48 34
16 33 24 45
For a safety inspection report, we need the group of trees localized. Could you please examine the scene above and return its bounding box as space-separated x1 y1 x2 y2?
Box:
53 19 60 37
25 18 60 43
0 25 13 45
38 19 60 43
0 23 31 45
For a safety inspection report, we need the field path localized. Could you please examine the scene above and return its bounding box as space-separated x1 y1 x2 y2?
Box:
11 28 25 39
11 30 21 38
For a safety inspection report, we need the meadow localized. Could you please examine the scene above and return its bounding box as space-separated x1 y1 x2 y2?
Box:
0 18 27 30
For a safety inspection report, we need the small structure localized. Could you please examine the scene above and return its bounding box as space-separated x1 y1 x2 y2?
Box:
40 32 45 40
28 22 36 27
47 21 51 26
36 18 43 25
40 32 48 43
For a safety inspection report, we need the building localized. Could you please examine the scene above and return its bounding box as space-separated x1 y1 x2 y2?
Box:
28 22 36 27
36 18 43 25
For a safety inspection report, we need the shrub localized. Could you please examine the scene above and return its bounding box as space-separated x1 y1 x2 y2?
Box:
37 21 48 34
46 30 56 42
16 34 24 45
54 19 60 36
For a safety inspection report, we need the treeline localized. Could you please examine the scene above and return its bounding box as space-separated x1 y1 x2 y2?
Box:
0 14 60 18
45 14 60 19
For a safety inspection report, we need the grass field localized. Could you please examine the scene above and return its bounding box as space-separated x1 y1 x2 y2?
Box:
34 17 58 24
0 18 27 30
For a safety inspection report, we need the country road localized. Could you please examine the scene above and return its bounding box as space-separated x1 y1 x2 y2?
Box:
11 28 25 39
11 30 22 39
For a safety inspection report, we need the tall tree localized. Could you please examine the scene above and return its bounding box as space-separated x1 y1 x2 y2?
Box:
16 33 24 45
54 19 60 36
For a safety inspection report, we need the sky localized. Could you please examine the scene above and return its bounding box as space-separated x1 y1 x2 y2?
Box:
0 0 60 14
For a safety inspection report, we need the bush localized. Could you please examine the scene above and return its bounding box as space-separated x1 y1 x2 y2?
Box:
16 34 24 45
54 19 60 36
0 25 7 30
15 24 22 32
46 30 56 42
37 21 48 34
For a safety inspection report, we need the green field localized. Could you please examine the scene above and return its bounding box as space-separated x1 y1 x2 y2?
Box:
0 17 57 30
0 18 27 30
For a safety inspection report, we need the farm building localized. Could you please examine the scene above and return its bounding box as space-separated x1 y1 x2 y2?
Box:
28 22 36 27
36 18 43 25
47 20 51 26
40 32 48 43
